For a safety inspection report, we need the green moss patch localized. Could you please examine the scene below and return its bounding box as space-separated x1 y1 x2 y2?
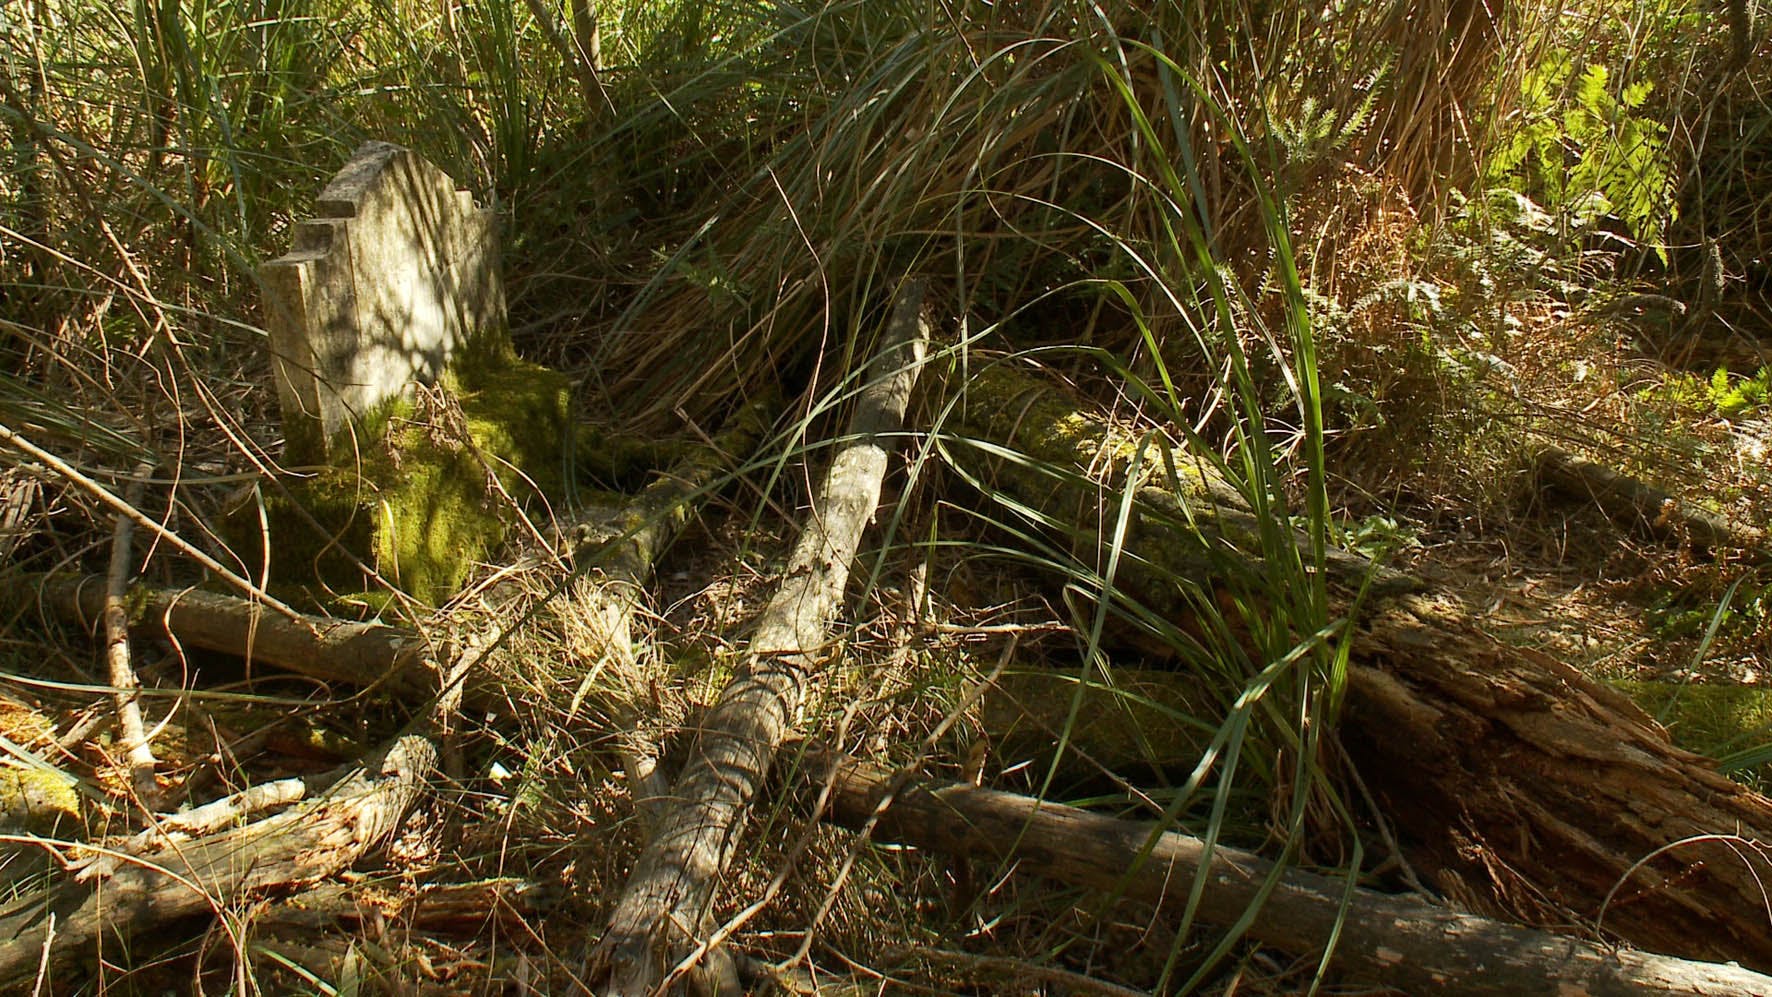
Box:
0 764 81 835
247 354 572 607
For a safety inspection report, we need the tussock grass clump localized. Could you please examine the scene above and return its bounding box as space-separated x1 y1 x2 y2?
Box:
537 0 1535 434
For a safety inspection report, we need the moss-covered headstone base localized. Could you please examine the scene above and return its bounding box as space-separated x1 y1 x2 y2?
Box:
240 352 571 609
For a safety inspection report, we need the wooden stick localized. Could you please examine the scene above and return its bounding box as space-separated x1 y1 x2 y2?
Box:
101 467 158 803
0 736 436 985
798 744 1772 997
590 281 932 995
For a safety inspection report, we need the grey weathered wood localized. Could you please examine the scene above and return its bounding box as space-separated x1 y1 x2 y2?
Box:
0 736 436 985
590 281 932 995
799 745 1772 997
261 141 505 458
102 468 158 802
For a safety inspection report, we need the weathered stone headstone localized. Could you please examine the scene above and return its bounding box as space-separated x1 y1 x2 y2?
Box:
261 141 506 460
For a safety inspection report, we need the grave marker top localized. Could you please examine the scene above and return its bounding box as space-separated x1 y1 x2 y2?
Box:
261 141 505 460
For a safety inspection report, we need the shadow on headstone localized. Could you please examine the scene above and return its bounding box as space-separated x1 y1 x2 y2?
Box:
246 142 570 607
261 140 508 463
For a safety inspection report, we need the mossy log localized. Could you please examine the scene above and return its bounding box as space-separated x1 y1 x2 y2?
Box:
0 736 435 986
795 744 1772 997
0 763 81 836
950 358 1772 970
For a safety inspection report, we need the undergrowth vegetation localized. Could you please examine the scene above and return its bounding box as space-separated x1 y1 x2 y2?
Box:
1 0 1769 992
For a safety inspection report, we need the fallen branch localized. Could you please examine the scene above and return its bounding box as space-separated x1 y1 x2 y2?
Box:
796 744 1772 997
0 735 436 986
950 359 1772 968
101 466 159 803
1535 444 1766 554
33 575 435 699
590 280 932 995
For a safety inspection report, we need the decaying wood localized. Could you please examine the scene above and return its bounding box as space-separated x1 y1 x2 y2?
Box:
0 735 435 985
951 358 1772 970
590 281 932 996
797 744 1772 997
1535 444 1766 553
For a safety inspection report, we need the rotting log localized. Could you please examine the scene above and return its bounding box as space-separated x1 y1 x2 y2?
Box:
589 281 932 996
794 744 1772 997
949 358 1772 970
1535 444 1766 554
0 735 435 986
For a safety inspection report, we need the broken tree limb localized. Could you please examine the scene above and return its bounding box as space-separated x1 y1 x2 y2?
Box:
794 744 1772 997
1535 444 1766 554
948 358 1772 970
32 575 436 699
0 735 435 986
590 281 933 996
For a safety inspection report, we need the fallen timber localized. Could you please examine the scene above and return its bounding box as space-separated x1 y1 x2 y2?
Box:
24 549 1772 996
28 394 771 716
0 736 435 985
28 505 1772 989
795 743 1772 996
1534 443 1767 554
589 280 933 996
947 357 1772 970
